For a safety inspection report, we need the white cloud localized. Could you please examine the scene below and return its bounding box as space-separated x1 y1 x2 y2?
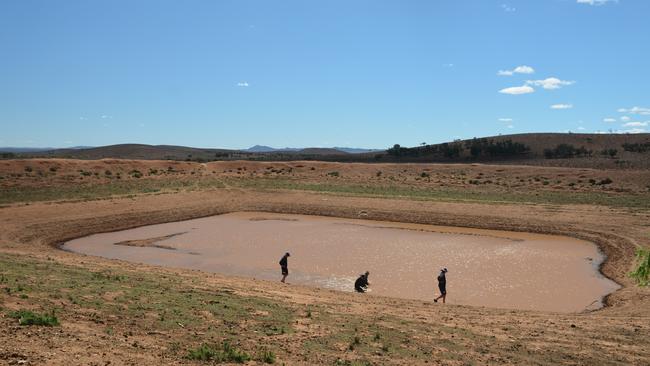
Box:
498 65 535 76
620 116 631 122
550 104 573 109
577 126 586 131
498 118 513 122
623 122 648 127
442 63 454 68
618 106 650 115
499 85 535 95
100 115 112 119
577 0 617 5
526 77 575 90
507 125 514 129
603 118 617 122
620 128 646 134
501 4 516 12
237 82 249 87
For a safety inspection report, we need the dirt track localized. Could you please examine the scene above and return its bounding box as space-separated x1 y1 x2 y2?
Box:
1 161 650 365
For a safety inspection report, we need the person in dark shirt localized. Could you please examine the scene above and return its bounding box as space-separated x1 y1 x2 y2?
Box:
279 252 290 283
434 267 448 303
354 271 370 293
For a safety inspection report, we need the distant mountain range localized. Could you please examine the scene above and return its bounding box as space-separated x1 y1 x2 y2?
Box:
241 145 379 154
2 145 378 155
0 146 93 153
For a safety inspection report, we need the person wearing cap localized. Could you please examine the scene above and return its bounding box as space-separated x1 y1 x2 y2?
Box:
434 268 448 303
279 252 290 283
354 271 370 293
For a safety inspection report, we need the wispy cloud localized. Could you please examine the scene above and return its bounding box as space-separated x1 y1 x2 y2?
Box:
498 118 513 122
100 115 112 119
620 116 631 122
603 118 617 122
526 77 575 90
623 121 648 127
442 63 454 68
577 0 617 6
237 81 249 87
499 85 535 95
501 4 516 12
620 128 646 134
618 106 650 115
550 104 573 109
507 125 514 129
498 65 535 76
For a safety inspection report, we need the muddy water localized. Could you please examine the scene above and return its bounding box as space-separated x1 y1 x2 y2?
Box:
63 212 619 313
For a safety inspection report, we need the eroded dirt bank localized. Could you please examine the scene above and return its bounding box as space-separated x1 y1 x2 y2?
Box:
1 188 650 365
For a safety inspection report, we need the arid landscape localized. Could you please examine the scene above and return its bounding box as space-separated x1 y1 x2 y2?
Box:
1 151 650 365
4 1 650 364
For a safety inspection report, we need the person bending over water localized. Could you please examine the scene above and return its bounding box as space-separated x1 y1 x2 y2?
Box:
354 271 370 293
279 252 290 283
434 267 448 303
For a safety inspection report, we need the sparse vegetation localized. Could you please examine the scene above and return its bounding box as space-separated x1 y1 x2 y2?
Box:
129 170 143 178
629 248 650 286
8 309 59 326
622 142 650 153
256 348 276 364
544 144 591 159
186 342 251 363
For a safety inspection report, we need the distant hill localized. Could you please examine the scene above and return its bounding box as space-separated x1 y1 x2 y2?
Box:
7 133 650 169
0 146 93 153
0 147 57 153
360 133 650 169
241 145 377 154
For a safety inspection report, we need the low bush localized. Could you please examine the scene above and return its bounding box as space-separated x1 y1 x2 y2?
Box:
186 342 251 363
8 310 59 326
630 248 649 286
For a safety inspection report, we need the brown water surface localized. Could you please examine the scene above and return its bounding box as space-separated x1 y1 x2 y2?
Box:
63 212 619 312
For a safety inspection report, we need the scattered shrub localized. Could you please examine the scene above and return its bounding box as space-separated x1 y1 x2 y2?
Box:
622 142 650 153
629 248 650 286
24 166 33 172
256 349 276 364
327 171 340 177
544 144 590 159
8 310 59 326
129 170 143 178
186 342 251 363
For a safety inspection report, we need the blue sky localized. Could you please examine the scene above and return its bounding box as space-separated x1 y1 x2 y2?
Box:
1 0 649 149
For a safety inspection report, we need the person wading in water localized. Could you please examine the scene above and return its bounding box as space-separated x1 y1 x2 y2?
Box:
434 267 448 303
354 271 370 293
279 252 290 283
